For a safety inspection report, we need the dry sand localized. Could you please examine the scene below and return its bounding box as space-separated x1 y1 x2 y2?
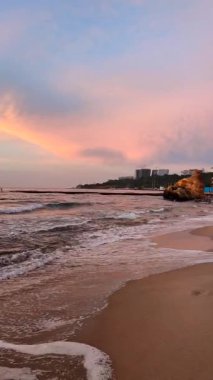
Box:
76 226 213 380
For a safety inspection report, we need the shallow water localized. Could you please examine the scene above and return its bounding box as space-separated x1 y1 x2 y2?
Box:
0 190 212 379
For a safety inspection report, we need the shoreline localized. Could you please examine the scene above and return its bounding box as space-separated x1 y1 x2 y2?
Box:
0 225 213 379
76 262 213 380
74 225 213 379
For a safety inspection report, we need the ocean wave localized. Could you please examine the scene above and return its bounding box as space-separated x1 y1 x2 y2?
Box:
102 210 147 221
36 220 88 234
0 201 91 215
0 249 57 280
0 251 30 268
0 203 43 214
46 201 91 209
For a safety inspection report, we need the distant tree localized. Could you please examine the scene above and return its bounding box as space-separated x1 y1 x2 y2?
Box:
77 172 212 189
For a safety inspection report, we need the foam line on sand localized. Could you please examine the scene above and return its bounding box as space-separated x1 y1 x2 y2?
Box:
0 340 112 380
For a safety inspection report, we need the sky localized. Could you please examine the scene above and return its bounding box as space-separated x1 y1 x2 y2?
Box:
0 0 212 187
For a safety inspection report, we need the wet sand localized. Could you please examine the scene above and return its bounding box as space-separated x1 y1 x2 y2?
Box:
153 225 213 252
76 226 213 380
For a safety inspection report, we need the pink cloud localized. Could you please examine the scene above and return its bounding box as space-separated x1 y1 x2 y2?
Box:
1 71 212 171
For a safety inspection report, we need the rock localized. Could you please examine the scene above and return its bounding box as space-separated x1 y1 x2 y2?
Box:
163 170 204 201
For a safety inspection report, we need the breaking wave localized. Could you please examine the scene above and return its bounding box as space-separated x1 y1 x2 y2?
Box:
0 204 43 214
0 249 57 280
46 201 91 210
36 221 89 234
0 202 91 215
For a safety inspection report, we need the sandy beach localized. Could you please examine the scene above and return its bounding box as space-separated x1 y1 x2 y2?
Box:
0 217 213 379
76 226 213 380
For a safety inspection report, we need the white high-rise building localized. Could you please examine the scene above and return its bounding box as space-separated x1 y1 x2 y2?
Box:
157 169 169 176
181 169 197 176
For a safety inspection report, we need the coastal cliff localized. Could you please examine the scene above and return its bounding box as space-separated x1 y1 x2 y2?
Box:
163 170 204 201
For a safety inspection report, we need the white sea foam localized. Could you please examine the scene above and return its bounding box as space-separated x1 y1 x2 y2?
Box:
0 367 40 380
150 207 165 213
38 317 70 331
114 212 137 219
0 340 112 380
107 210 147 220
189 214 213 223
0 203 43 214
0 249 57 281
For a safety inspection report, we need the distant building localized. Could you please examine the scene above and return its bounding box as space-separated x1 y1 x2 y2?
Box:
135 169 151 179
181 169 204 176
157 169 169 176
181 169 196 176
152 169 158 176
152 169 169 176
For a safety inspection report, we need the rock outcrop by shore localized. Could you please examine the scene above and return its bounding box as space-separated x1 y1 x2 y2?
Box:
163 170 204 201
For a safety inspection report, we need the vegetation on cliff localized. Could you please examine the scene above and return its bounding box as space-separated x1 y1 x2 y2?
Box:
77 172 212 190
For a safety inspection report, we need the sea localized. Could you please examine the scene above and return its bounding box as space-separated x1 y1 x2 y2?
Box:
0 189 212 380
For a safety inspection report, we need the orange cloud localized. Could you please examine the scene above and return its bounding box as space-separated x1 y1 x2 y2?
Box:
0 94 79 159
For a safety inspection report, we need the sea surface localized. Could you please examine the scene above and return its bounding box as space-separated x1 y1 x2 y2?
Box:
0 189 212 379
